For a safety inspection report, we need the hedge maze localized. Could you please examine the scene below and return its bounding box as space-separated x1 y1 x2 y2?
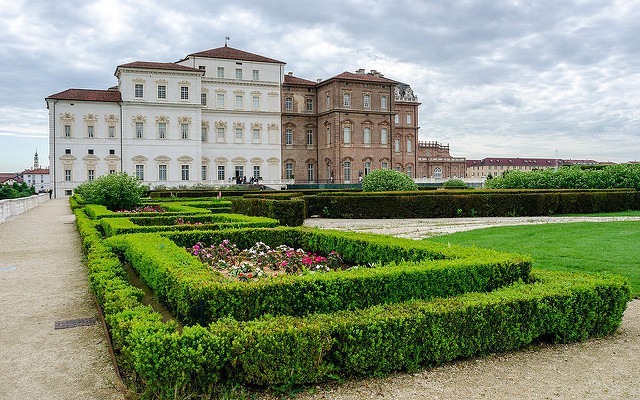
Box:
74 194 631 399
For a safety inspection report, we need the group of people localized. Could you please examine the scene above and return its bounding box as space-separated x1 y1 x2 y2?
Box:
232 176 259 185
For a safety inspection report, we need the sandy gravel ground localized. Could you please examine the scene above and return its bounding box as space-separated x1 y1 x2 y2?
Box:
0 199 124 400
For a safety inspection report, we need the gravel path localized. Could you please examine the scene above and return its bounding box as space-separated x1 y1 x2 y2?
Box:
303 215 640 239
0 199 124 400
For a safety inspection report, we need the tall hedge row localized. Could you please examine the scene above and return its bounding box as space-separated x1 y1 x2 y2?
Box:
231 197 306 226
304 189 640 218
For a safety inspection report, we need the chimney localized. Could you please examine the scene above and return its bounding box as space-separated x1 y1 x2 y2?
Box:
356 68 365 74
287 71 293 76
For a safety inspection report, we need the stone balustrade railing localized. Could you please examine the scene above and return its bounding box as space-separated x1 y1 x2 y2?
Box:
0 193 49 224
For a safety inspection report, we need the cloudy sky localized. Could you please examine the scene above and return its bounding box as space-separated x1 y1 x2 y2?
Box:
1 0 639 172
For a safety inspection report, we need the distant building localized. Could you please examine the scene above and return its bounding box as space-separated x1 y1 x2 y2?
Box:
22 150 50 192
466 157 607 178
0 173 22 185
416 141 466 179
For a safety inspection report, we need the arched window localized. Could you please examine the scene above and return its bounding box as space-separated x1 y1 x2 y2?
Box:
433 167 442 179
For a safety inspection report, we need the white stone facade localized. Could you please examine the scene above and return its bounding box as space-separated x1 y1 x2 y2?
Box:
46 47 284 197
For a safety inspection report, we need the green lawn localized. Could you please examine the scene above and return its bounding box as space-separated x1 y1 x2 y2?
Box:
428 221 640 297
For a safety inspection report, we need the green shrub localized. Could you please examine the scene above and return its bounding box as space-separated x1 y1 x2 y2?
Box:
231 197 305 226
74 172 146 211
362 169 418 192
442 179 468 189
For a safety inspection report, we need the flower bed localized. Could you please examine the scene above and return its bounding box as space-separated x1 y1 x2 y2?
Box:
187 240 347 281
116 205 166 213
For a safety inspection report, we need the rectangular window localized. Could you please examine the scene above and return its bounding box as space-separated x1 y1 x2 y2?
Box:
343 161 351 182
364 127 371 145
252 69 259 80
181 86 189 100
198 65 206 71
252 96 260 109
284 97 293 111
343 93 351 108
381 162 388 169
65 148 71 154
395 114 399 124
395 138 401 153
381 95 388 110
285 128 293 145
201 93 207 105
135 122 143 139
307 163 314 182
217 67 224 78
306 129 313 145
406 165 413 177
64 169 71 181
217 127 225 141
158 164 167 181
88 149 94 155
235 95 243 108
363 94 371 110
217 165 225 181
253 165 260 180
285 163 293 179
158 122 166 139
235 166 244 179
235 128 243 141
217 93 225 108
108 126 115 138
306 98 313 111
109 149 115 155
252 128 260 141
364 161 372 176
201 127 207 142
407 113 412 124
235 68 242 80
134 84 143 98
326 127 331 145
64 125 71 138
326 95 330 109
181 165 190 181
64 189 73 196
109 169 116 174
201 165 207 180
381 128 388 145
87 126 94 138
135 164 144 180
157 85 166 99
88 169 95 181
407 139 413 153
181 124 189 140
343 126 351 144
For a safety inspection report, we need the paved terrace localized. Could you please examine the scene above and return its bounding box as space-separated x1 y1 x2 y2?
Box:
0 199 123 399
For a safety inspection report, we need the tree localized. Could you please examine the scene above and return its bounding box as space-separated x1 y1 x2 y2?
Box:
74 172 146 210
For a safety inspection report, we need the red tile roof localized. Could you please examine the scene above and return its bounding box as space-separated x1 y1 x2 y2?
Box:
326 71 398 84
22 168 50 175
0 173 22 184
284 74 317 86
186 46 285 64
117 61 203 73
46 89 121 102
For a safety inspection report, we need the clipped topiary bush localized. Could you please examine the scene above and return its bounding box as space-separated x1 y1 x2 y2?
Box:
74 172 146 211
362 169 418 192
441 179 467 189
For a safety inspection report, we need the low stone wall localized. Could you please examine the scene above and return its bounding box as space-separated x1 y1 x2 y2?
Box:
0 194 49 223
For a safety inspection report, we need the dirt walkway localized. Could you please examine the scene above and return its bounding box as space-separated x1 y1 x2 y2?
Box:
0 199 123 399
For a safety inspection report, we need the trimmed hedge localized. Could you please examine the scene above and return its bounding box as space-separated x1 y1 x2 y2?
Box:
107 228 532 323
231 197 306 226
75 206 631 398
100 214 279 237
305 189 640 218
84 203 211 220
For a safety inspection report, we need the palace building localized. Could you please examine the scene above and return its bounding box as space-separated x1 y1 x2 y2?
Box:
47 46 465 197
